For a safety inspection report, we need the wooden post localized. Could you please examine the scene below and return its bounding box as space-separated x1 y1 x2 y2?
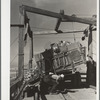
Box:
18 6 25 77
18 27 24 77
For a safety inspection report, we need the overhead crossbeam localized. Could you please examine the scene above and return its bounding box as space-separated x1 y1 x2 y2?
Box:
33 30 84 35
21 5 96 25
33 29 96 35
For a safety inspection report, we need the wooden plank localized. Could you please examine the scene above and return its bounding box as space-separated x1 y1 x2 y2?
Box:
67 88 96 100
22 5 96 25
23 97 33 100
90 85 96 90
63 94 73 100
46 94 64 100
59 93 67 100
18 6 25 77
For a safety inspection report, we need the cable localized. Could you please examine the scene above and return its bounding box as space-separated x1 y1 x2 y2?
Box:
72 22 76 42
10 36 18 47
92 39 96 43
93 46 96 50
92 53 96 55
10 54 18 64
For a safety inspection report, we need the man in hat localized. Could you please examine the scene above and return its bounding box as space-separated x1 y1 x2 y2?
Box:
86 55 96 87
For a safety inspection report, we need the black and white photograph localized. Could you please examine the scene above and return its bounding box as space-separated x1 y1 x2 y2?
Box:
9 0 98 100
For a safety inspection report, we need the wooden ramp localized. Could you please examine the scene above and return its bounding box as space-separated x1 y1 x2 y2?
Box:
46 88 96 100
23 97 33 100
64 88 96 100
46 94 66 100
23 88 96 100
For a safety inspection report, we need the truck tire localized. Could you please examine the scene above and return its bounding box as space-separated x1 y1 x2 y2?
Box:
71 72 81 88
75 72 81 87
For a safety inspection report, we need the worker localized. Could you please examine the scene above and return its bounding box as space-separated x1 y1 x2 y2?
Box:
86 55 96 87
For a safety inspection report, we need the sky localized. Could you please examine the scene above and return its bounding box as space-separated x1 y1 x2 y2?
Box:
10 0 97 70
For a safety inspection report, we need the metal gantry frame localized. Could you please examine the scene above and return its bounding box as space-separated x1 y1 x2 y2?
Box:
19 5 96 66
10 4 96 82
10 5 96 100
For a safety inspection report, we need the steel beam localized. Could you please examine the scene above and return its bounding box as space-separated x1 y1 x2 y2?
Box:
33 30 84 35
22 5 96 25
11 24 24 27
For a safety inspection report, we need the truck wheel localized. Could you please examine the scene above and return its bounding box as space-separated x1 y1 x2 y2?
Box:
71 72 81 88
75 72 81 87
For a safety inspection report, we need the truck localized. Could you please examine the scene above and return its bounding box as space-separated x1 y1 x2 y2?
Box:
23 41 86 100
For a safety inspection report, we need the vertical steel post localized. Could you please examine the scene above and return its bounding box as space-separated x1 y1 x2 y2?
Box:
18 27 24 77
87 25 95 87
29 32 33 69
88 25 93 58
18 6 24 77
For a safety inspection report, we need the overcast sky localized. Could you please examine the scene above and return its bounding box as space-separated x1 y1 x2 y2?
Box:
10 0 97 68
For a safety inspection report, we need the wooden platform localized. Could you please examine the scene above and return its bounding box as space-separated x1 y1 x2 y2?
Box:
46 94 64 100
64 88 96 100
23 97 33 100
46 88 96 100
23 88 96 100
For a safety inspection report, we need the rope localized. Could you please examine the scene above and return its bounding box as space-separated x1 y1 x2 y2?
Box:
92 39 96 43
72 22 76 42
10 36 18 47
